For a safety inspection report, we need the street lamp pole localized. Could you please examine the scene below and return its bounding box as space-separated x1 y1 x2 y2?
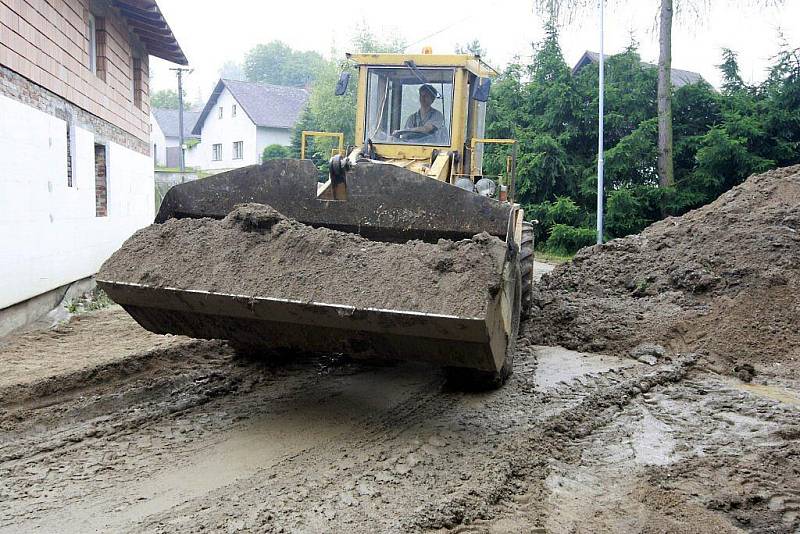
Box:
596 0 605 244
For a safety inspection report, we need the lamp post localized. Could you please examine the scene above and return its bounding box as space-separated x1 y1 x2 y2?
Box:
596 0 605 244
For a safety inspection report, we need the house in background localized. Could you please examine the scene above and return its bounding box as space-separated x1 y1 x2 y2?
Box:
572 50 705 87
150 108 201 167
0 0 186 334
572 50 704 89
188 79 308 171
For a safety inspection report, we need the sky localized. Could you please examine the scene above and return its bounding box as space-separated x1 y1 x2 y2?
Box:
149 0 800 106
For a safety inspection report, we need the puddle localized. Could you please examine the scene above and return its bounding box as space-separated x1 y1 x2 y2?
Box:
533 345 638 390
728 381 800 406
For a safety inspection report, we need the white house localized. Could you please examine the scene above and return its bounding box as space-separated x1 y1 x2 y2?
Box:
151 111 167 166
151 108 201 167
0 0 186 332
188 79 308 171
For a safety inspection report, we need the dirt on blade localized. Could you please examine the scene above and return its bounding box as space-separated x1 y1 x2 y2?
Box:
98 203 507 317
527 165 800 378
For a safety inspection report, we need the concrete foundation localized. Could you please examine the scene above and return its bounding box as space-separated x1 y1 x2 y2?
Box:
0 277 96 338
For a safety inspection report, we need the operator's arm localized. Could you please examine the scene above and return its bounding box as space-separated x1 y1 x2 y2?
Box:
398 110 442 135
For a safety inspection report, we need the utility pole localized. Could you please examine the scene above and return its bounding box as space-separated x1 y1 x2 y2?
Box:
170 67 192 172
596 0 605 244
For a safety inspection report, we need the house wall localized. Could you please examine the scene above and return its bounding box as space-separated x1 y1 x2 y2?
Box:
150 112 167 166
256 126 292 160
0 0 151 144
0 89 153 309
193 87 257 171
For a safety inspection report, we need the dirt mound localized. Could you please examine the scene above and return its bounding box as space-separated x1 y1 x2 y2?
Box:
99 203 507 317
528 165 800 377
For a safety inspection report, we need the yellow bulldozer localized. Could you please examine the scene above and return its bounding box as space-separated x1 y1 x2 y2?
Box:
98 52 534 388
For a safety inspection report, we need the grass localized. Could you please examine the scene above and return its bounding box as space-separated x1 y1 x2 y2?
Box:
65 289 114 315
534 249 574 265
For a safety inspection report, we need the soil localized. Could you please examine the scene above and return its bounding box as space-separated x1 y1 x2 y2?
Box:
98 203 507 317
3 168 800 532
1 303 797 533
528 165 800 378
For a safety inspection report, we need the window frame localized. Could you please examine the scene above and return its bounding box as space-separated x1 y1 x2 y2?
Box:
212 143 222 161
232 141 243 160
232 104 237 118
218 106 223 119
88 13 97 73
364 66 456 148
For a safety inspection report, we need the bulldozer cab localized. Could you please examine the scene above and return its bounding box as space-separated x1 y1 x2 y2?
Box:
348 53 496 180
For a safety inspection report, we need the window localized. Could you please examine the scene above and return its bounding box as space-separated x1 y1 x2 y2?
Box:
88 14 107 80
364 67 455 147
212 143 222 161
233 141 243 160
218 106 223 119
132 55 143 109
88 14 96 73
66 122 74 187
95 144 107 217
232 104 237 117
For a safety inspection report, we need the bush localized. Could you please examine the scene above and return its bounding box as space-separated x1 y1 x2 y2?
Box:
545 224 597 254
262 144 291 162
606 188 647 238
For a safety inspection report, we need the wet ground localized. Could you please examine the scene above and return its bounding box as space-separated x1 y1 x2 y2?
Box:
1 262 798 533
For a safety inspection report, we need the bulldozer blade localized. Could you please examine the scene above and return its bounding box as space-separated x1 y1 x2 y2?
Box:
97 279 512 373
156 159 512 242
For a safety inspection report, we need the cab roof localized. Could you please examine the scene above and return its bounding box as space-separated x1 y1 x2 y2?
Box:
346 53 498 77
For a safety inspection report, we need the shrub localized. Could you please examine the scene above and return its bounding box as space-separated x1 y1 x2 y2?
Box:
546 224 597 254
262 144 291 162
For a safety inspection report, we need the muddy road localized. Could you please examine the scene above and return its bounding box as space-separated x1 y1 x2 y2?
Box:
1 263 798 533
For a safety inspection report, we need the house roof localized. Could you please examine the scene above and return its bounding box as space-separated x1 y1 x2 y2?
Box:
192 79 309 135
152 108 201 139
112 0 187 65
572 50 704 88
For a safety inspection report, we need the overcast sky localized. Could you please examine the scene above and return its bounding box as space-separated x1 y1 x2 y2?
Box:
149 0 799 107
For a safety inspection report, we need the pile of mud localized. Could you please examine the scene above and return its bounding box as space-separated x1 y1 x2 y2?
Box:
99 203 506 317
528 165 800 377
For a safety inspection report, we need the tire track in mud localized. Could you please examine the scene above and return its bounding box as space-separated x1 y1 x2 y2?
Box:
0 317 697 534
120 346 692 533
0 341 448 532
402 354 696 532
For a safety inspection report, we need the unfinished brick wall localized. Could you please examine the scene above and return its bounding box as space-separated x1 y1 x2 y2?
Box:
94 143 107 217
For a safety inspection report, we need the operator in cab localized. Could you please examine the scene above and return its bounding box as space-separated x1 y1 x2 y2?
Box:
392 84 447 143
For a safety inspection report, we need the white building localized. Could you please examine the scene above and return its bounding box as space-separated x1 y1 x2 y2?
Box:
0 0 186 331
188 79 308 171
151 108 201 167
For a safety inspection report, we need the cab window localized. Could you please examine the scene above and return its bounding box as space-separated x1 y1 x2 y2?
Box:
365 67 455 146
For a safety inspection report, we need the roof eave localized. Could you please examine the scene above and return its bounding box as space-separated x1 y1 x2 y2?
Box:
113 0 188 65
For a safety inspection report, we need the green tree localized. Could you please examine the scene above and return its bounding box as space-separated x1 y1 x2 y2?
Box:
485 21 799 251
150 89 189 110
244 41 326 87
455 39 486 57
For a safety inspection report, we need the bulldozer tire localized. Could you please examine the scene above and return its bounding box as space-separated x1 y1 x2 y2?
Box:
520 221 535 319
444 262 522 391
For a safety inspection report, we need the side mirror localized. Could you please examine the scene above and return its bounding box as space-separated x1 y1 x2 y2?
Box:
335 72 350 96
471 77 491 102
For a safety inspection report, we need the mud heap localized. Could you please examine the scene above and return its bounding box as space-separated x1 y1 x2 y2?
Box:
528 165 800 377
99 203 507 318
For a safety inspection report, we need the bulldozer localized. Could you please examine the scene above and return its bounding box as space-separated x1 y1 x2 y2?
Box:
97 52 534 389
